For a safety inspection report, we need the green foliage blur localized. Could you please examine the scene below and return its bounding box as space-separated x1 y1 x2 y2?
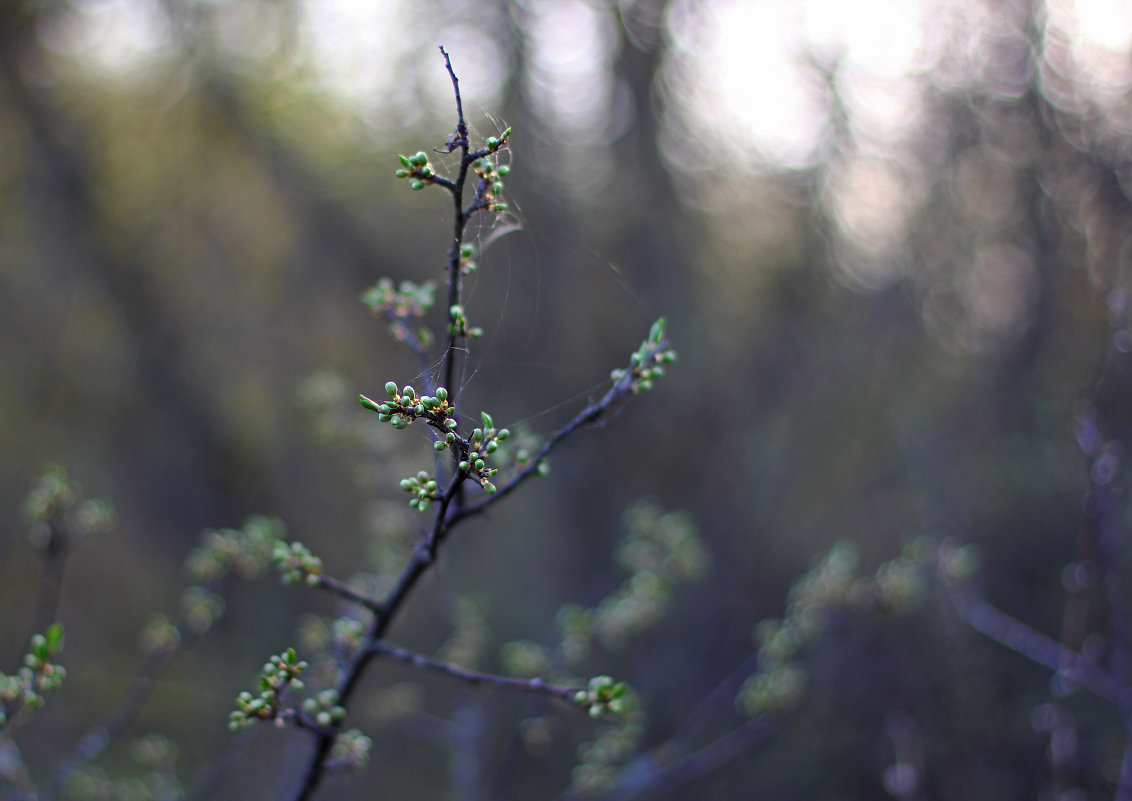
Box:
1 0 1130 799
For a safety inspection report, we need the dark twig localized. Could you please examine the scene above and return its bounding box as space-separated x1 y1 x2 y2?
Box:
557 717 778 801
948 585 1129 707
370 641 582 703
382 312 436 393
439 45 472 404
451 340 670 524
312 575 382 615
39 647 187 801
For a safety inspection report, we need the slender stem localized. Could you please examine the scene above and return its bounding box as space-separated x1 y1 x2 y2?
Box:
287 471 467 800
556 717 778 801
313 575 382 614
370 640 581 703
440 45 470 406
949 585 1129 707
451 337 670 524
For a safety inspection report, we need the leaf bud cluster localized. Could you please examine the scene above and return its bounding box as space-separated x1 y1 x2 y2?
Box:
329 728 373 771
332 616 367 655
401 471 441 512
184 515 282 583
273 540 324 586
361 277 436 320
301 688 347 729
179 586 226 635
229 648 307 731
459 411 508 494
448 304 484 339
472 153 511 213
395 151 436 190
573 675 627 718
360 383 455 432
458 243 478 275
138 613 181 657
610 318 677 394
0 625 66 730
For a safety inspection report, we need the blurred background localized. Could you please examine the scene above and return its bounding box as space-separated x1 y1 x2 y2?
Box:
2 0 1132 798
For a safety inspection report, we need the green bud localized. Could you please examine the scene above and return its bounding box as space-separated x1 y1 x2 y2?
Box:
395 169 409 178
483 481 497 494
459 461 469 472
460 244 474 258
436 387 448 401
474 459 485 471
412 151 427 165
410 180 425 191
359 394 382 412
445 419 457 429
497 429 509 441
385 382 399 397
497 165 510 176
434 441 447 452
486 136 499 149
399 155 411 168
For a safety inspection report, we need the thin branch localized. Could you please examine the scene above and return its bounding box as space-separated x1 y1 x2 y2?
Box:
313 574 382 615
370 641 582 703
451 340 670 524
383 312 435 391
430 174 458 193
40 647 184 800
667 651 762 751
440 45 472 404
439 47 467 143
558 717 778 801
949 585 1129 708
286 471 468 800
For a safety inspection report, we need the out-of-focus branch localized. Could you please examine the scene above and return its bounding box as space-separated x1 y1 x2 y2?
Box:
556 717 778 801
948 585 1128 708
